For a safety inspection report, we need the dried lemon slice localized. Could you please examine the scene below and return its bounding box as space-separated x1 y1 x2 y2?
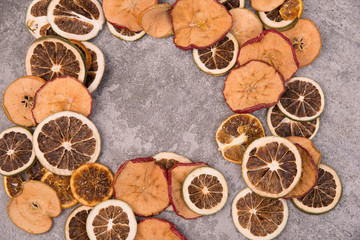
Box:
65 205 93 240
82 42 105 93
26 0 56 38
107 22 146 41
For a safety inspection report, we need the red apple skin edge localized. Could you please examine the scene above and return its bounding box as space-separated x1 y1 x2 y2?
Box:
138 218 188 240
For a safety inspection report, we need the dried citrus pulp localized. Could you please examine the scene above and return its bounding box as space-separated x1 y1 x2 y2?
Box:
33 111 101 175
135 218 186 240
171 0 232 49
25 36 87 82
68 39 93 71
107 22 146 41
26 0 55 38
292 164 342 214
70 163 113 206
65 205 93 240
242 136 302 198
251 0 285 12
232 188 288 239
216 114 265 164
47 0 105 41
86 199 137 240
221 0 245 10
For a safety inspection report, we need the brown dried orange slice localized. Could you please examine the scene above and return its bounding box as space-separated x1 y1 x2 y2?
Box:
26 160 47 181
3 175 24 198
251 0 285 12
279 0 303 21
69 39 92 71
107 22 146 41
139 3 173 38
82 42 105 93
135 218 186 240
171 0 232 50
286 136 321 167
221 0 245 10
26 0 55 38
65 205 93 240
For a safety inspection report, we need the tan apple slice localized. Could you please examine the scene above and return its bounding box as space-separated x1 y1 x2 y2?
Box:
286 136 322 167
251 0 285 11
139 3 173 38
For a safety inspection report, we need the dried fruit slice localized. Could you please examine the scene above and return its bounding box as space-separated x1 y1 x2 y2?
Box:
107 22 146 41
251 0 285 11
47 0 105 41
26 0 55 38
3 175 24 198
86 199 137 240
277 77 325 121
282 19 322 67
69 39 92 71
286 136 321 167
221 0 245 10
139 3 173 38
65 205 93 240
182 167 228 215
223 60 285 113
232 188 288 239
32 76 92 124
25 36 87 82
292 164 342 214
33 111 101 175
242 136 302 198
0 127 35 176
237 29 299 81
267 105 320 139
113 157 169 217
258 10 298 31
70 163 113 207
26 160 47 181
171 0 232 50
168 162 208 219
279 0 303 21
153 152 192 172
135 218 186 240
216 114 265 164
2 76 45 127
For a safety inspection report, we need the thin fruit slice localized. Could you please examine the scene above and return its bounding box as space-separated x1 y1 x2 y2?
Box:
221 0 245 10
216 114 265 164
182 166 228 215
41 171 78 208
135 218 186 240
279 0 303 21
171 0 232 50
103 0 158 32
229 8 263 46
70 163 113 207
286 136 321 167
65 205 93 240
168 162 208 219
251 0 285 12
242 136 302 198
292 164 342 214
282 19 322 67
2 76 45 127
107 22 146 41
277 77 325 121
153 152 192 172
258 10 297 31
69 39 92 71
267 105 320 139
47 0 105 41
3 175 24 198
0 127 35 176
33 111 101 176
223 60 285 113
86 199 137 240
82 42 105 93
32 76 92 124
232 188 288 239
26 160 47 181
26 0 56 38
237 29 299 81
113 157 169 217
139 3 173 38
25 36 87 82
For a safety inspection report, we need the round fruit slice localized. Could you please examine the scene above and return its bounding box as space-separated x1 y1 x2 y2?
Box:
279 0 303 21
107 22 146 41
70 163 113 207
182 166 228 215
223 60 285 113
251 0 285 12
267 105 320 139
139 3 173 38
135 218 186 240
153 152 192 172
0 127 35 176
292 164 342 214
113 157 169 217
171 0 232 50
82 42 105 93
2 76 45 127
286 136 321 166
69 39 92 71
221 0 245 10
26 0 55 38
47 0 105 41
65 205 93 240
26 160 47 181
258 10 297 31
232 188 288 239
193 33 239 76
277 77 325 122
25 36 87 82
3 175 24 198
32 76 92 124
216 114 265 164
86 199 137 240
242 136 302 198
33 111 101 176
282 19 322 67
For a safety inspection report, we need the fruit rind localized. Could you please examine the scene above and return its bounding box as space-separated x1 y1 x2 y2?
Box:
107 22 146 41
65 205 93 240
258 11 298 30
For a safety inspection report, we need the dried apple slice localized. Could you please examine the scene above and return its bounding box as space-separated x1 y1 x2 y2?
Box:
139 3 173 38
286 136 322 167
171 0 232 50
26 0 55 38
65 205 93 240
221 0 245 10
223 60 285 113
107 22 146 41
135 218 186 240
251 0 285 12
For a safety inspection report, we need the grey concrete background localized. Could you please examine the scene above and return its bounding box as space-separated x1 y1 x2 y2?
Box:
0 0 359 239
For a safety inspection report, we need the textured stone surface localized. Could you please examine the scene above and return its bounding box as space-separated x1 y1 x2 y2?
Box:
0 0 359 239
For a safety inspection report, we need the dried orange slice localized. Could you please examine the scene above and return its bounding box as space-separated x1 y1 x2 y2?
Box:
242 136 302 198
251 0 285 12
82 42 105 93
65 205 93 240
3 175 24 198
26 0 55 38
286 136 322 167
153 152 192 172
216 114 265 164
171 0 232 50
139 3 173 38
69 39 92 71
70 163 113 207
107 22 146 41
26 160 46 181
135 218 186 240
221 0 245 10
279 0 303 21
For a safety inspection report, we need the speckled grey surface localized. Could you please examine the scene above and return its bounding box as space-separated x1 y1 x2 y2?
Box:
0 0 359 239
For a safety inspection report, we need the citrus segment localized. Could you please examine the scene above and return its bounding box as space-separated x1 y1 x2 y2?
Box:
279 0 303 21
107 22 146 41
26 0 54 38
286 136 321 166
82 42 105 93
222 0 245 10
135 218 186 240
139 4 173 38
153 152 192 172
3 175 24 198
251 0 285 12
65 205 93 240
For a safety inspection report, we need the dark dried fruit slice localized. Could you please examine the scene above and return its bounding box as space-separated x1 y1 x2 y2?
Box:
223 60 285 113
286 136 321 167
242 136 302 198
70 163 113 207
82 42 105 93
113 157 169 217
232 188 288 239
153 152 192 172
33 111 101 175
279 0 303 21
171 0 232 50
107 22 146 41
139 3 173 38
3 175 24 198
86 199 137 240
65 205 93 240
135 218 186 240
69 39 92 71
26 0 55 38
2 76 45 127
26 160 47 181
220 0 245 10
251 0 285 12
